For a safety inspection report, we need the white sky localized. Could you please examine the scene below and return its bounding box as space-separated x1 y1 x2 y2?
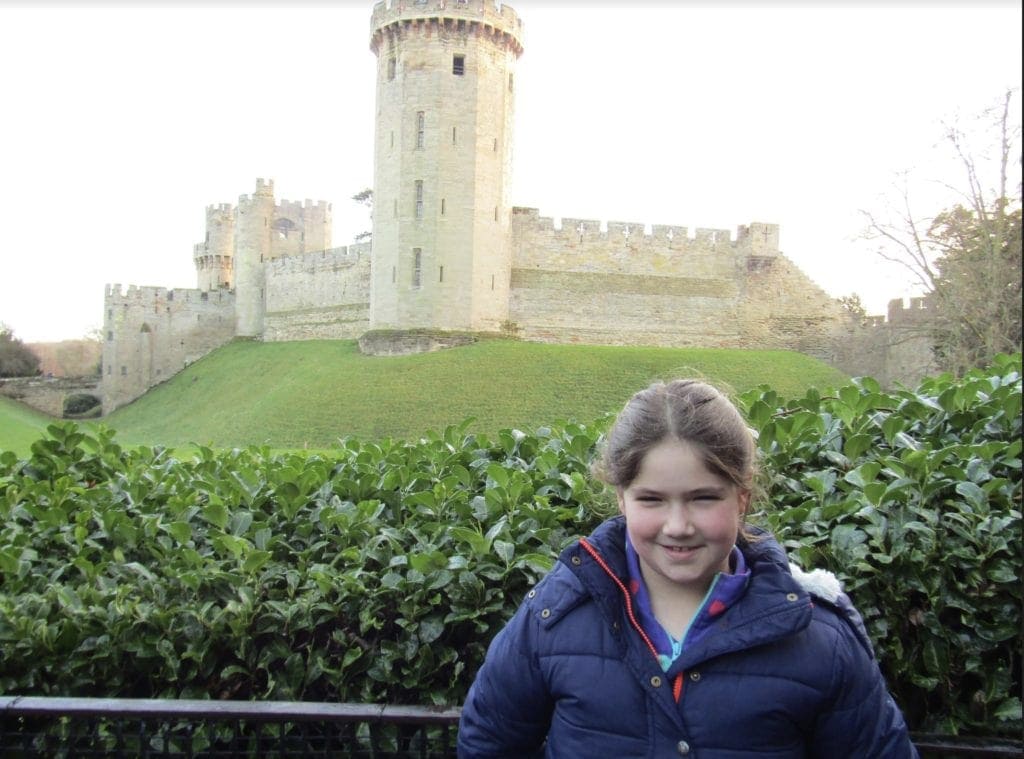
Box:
1 0 1020 343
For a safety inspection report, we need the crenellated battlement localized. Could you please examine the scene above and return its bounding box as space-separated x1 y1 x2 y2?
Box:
510 208 776 253
265 244 369 275
370 0 523 57
277 198 332 212
104 283 233 306
885 296 933 325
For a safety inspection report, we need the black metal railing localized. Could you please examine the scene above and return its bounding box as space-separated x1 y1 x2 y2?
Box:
0 697 460 758
2 696 1021 758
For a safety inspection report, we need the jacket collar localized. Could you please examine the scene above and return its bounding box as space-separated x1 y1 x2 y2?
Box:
560 517 814 671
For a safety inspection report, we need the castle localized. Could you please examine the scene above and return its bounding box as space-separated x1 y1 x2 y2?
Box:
101 0 928 413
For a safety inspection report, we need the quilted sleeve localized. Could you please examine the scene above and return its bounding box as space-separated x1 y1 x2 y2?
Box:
457 598 551 759
808 617 919 759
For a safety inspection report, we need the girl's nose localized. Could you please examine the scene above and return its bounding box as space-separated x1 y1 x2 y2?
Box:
662 505 694 537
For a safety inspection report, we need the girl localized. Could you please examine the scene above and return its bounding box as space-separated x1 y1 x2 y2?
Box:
458 379 917 758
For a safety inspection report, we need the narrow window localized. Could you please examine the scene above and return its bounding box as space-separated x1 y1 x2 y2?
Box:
441 198 446 216
121 365 127 376
390 130 394 148
106 330 113 341
412 248 422 288
393 198 398 217
494 206 499 221
392 266 396 283
493 137 498 152
416 111 425 148
491 274 495 291
452 54 465 76
508 73 514 92
415 180 424 219
106 365 111 375
452 126 457 144
108 308 113 319
439 266 444 282
387 57 396 80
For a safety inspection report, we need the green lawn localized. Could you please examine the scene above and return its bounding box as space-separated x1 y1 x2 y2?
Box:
0 396 57 457
97 339 849 449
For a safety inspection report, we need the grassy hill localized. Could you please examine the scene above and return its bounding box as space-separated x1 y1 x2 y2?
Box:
94 338 849 449
0 395 54 457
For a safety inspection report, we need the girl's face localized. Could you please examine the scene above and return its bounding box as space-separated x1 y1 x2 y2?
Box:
617 439 748 603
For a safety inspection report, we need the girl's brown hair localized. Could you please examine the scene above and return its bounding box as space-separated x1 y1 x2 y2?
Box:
592 379 759 499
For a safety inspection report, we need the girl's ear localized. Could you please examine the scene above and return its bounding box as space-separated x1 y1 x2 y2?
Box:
616 487 626 515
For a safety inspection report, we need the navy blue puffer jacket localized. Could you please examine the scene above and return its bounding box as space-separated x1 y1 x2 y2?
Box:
458 517 917 758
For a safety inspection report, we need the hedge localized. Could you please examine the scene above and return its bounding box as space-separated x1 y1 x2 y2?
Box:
0 353 1019 738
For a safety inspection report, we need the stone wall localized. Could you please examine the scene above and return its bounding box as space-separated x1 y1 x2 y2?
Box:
0 376 101 418
833 297 940 387
506 208 845 355
101 285 236 412
263 244 372 341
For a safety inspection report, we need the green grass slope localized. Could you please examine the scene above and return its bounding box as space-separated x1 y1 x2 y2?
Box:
0 396 56 457
103 339 849 449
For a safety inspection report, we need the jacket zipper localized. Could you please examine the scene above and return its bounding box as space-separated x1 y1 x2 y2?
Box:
579 538 686 703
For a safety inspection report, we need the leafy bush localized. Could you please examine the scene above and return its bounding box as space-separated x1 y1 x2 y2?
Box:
0 420 607 707
0 354 1019 738
743 352 1022 735
63 393 101 417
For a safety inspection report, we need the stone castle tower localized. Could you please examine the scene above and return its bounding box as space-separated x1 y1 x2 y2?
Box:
189 178 333 337
368 0 523 331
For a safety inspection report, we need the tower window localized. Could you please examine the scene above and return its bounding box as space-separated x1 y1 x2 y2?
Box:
494 206 499 221
441 198 446 216
452 126 457 145
107 330 113 341
393 198 398 217
452 55 465 76
508 73 514 92
392 266 396 283
121 365 127 376
493 137 498 152
439 266 444 283
416 111 425 149
412 248 422 288
415 180 424 219
388 57 396 80
390 130 394 148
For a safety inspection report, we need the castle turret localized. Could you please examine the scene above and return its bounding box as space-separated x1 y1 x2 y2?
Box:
193 203 235 291
369 0 523 331
234 178 275 337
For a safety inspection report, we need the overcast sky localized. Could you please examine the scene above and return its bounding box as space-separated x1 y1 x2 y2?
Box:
1 0 1020 343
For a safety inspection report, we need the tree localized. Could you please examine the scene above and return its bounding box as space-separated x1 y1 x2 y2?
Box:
352 188 373 243
861 89 1022 376
0 324 41 378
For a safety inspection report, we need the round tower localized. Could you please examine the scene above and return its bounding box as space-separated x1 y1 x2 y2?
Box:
369 0 523 331
234 178 275 337
193 203 235 291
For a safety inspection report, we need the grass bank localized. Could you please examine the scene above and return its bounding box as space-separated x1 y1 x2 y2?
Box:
100 339 848 449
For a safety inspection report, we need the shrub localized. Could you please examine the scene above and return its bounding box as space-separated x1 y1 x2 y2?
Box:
743 352 1022 735
63 393 101 417
0 354 1019 737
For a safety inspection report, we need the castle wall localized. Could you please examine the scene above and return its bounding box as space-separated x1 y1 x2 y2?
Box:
262 244 372 341
101 285 235 412
506 209 842 353
832 297 939 387
735 253 849 358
